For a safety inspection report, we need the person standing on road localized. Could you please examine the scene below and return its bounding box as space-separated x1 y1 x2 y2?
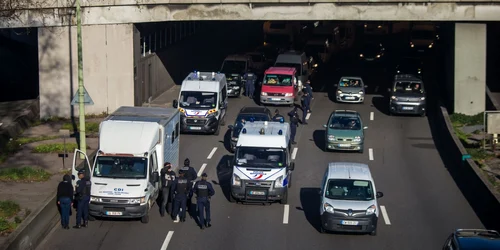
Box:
288 107 300 145
74 170 91 229
301 92 311 125
57 174 73 230
171 170 192 222
181 158 197 211
272 109 285 122
305 80 314 101
243 69 257 98
160 162 176 217
190 173 215 230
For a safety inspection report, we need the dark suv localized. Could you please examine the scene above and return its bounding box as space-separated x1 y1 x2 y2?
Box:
388 74 426 116
227 106 272 152
443 229 500 250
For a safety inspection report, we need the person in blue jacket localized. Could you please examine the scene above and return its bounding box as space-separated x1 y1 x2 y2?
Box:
74 170 91 229
190 173 215 230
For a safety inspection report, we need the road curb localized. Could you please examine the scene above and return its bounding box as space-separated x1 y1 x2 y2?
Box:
2 150 97 250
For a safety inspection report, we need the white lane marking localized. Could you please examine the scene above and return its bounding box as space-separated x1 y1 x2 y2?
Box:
197 163 207 177
380 206 391 225
369 148 374 161
291 148 298 160
160 231 174 250
207 147 217 159
305 113 311 120
370 112 374 121
283 204 290 224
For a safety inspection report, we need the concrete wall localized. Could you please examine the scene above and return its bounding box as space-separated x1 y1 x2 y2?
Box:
38 24 134 118
454 23 486 115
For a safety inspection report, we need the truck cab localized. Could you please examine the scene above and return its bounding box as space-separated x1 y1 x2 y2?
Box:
230 121 295 204
72 106 180 224
260 67 298 106
220 55 251 97
173 71 228 135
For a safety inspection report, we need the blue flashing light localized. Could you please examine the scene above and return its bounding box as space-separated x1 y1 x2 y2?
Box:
278 129 283 135
242 128 247 134
280 117 284 123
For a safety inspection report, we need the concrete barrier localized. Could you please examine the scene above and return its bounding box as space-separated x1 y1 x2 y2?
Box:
1 150 97 250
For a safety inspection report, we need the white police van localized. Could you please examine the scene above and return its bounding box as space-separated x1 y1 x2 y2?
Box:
230 121 295 204
173 71 228 135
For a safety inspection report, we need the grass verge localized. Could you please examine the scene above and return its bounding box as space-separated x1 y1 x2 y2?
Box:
32 142 88 153
0 140 21 164
449 112 492 165
0 200 22 234
0 167 52 182
17 136 58 145
61 122 100 133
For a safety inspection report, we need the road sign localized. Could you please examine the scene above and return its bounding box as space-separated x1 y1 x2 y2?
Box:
71 86 94 105
462 154 471 161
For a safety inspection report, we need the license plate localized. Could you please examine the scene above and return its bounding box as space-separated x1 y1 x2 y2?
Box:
189 126 202 130
366 58 374 61
341 220 359 225
106 211 122 216
402 106 414 110
345 96 355 100
271 98 281 101
418 50 424 52
249 191 266 195
338 144 351 147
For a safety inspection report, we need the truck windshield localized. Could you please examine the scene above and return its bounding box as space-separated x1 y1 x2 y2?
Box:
179 91 218 109
325 179 375 201
221 60 246 74
274 62 301 76
393 81 424 94
263 74 293 86
235 147 286 168
93 156 147 179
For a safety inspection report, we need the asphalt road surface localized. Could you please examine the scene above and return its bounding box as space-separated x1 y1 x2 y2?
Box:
37 31 485 250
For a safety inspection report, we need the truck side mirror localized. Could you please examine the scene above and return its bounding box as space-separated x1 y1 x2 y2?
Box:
172 100 178 108
289 162 295 171
153 172 159 183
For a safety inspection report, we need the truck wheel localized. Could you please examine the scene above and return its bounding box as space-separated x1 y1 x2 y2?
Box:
229 194 236 203
287 173 292 188
280 189 288 204
320 226 326 234
141 214 149 224
214 123 220 136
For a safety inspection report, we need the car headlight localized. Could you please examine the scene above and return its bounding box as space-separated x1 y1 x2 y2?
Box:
358 91 364 95
328 135 335 141
261 92 268 96
284 93 293 97
354 136 361 142
428 43 433 48
231 137 238 142
410 43 414 48
232 174 241 186
90 196 102 203
129 197 146 205
391 96 397 101
396 70 400 73
418 70 422 74
337 90 342 94
323 203 335 214
366 204 376 215
313 64 318 68
274 175 284 188
420 97 425 100
359 54 364 57
376 54 381 58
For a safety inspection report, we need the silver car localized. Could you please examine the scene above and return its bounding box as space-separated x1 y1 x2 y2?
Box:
334 76 367 103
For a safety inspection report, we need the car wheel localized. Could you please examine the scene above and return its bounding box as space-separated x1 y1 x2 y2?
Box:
214 124 220 136
420 112 426 117
359 148 364 154
369 228 377 236
141 214 149 224
229 194 236 203
287 173 292 188
320 226 326 233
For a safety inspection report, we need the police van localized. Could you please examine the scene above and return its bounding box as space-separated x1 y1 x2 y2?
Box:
230 121 295 204
173 71 228 135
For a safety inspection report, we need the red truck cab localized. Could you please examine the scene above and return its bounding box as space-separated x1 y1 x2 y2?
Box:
260 67 297 106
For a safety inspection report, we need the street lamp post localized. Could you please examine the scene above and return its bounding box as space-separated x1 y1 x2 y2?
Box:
76 0 87 159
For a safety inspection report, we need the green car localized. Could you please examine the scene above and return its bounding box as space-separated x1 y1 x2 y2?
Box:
323 110 368 153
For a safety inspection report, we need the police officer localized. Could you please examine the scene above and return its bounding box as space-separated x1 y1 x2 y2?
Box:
301 92 311 125
288 107 300 145
190 173 215 230
160 162 176 217
171 170 192 222
272 109 285 122
181 158 197 211
243 69 256 98
74 170 91 229
305 80 314 101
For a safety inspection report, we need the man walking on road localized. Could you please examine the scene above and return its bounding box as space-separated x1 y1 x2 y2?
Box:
171 170 192 222
160 162 176 217
191 173 215 230
301 92 311 125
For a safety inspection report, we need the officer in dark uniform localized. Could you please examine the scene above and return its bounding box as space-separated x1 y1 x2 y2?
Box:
272 109 285 122
74 170 91 229
301 92 311 125
190 173 215 230
181 158 197 211
287 107 300 145
160 162 176 217
171 170 192 222
243 69 256 98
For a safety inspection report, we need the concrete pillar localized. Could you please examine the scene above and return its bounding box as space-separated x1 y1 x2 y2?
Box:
38 24 135 118
454 23 486 115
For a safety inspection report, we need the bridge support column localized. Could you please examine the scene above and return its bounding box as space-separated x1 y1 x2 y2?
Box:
454 23 486 115
38 24 135 118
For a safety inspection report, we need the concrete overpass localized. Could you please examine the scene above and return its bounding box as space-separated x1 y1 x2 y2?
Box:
1 0 497 118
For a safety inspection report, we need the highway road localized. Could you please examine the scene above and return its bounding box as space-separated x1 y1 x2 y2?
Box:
37 24 486 250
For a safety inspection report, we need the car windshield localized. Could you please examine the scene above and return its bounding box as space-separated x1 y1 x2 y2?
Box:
326 179 375 201
399 58 422 69
93 156 147 179
304 44 326 55
235 147 286 168
274 62 301 75
234 114 270 127
393 81 424 93
412 30 435 39
363 43 381 52
329 116 361 130
221 60 246 74
179 91 218 109
339 78 362 87
263 74 293 86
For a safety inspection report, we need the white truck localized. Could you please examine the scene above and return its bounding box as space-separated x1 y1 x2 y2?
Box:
71 106 180 223
230 121 295 204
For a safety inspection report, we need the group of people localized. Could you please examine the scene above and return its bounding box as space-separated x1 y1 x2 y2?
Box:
56 158 215 231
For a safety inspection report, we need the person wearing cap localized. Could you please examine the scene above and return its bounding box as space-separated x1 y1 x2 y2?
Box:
243 69 257 99
271 109 285 122
181 158 197 211
74 170 91 229
160 162 176 217
171 169 192 222
57 174 73 229
190 173 215 230
287 107 300 144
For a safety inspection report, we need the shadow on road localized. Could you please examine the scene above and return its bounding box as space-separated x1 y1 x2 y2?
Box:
312 130 325 152
296 187 322 233
371 96 390 116
215 154 234 202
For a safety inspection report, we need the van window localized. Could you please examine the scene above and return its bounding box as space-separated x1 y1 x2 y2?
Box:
221 86 227 103
325 179 374 201
171 131 175 144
